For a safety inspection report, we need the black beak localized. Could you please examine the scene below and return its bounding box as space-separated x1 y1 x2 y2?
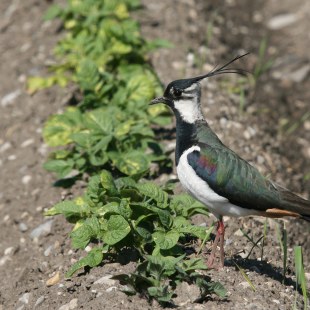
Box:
149 96 172 105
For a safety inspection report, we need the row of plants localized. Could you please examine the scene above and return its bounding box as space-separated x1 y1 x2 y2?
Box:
28 0 226 304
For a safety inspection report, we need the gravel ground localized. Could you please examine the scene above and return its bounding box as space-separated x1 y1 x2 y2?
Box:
0 0 309 309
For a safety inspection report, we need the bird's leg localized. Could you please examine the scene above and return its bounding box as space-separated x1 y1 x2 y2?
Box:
218 218 225 267
207 216 225 268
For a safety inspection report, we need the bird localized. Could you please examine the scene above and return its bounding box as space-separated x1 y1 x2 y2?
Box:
150 54 310 268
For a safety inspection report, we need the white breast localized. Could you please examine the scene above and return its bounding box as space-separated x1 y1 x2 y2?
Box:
176 146 262 218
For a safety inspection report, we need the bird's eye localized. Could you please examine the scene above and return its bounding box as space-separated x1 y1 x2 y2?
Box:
174 88 182 97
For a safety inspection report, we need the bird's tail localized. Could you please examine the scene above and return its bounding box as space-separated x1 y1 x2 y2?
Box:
301 214 310 222
276 184 310 221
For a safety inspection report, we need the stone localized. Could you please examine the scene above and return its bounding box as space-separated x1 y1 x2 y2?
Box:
44 245 53 257
0 142 11 153
267 14 298 30
19 223 28 232
234 229 243 236
1 89 21 107
19 292 31 304
58 298 78 310
34 296 45 308
22 175 32 185
4 246 15 255
289 64 310 83
0 255 11 266
30 220 53 239
21 139 34 148
46 271 61 287
94 275 116 286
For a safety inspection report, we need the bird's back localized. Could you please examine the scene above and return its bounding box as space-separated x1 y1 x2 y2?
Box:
188 121 310 219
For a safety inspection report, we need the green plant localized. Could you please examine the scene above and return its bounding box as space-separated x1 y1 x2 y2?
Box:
28 0 172 180
43 102 169 178
45 170 226 304
294 246 308 310
279 111 310 136
33 0 225 305
114 256 226 305
233 261 256 292
253 37 273 82
240 228 264 259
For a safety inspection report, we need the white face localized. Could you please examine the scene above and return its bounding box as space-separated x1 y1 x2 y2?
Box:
172 83 204 124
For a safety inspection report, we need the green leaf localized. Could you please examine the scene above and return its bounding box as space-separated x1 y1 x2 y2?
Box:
234 261 256 292
196 277 227 298
100 170 118 195
179 225 212 240
65 245 108 277
86 109 114 134
111 151 149 176
294 246 308 308
77 59 100 91
152 230 180 250
136 182 168 208
147 286 173 303
44 4 63 20
43 159 74 178
45 200 89 219
180 258 208 272
70 217 100 249
43 108 82 147
101 215 131 245
171 194 209 217
146 38 173 50
147 254 185 276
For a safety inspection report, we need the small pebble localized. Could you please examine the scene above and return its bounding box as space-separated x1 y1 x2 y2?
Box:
3 215 10 222
19 292 31 304
44 245 53 257
22 175 32 185
4 247 15 255
234 229 243 236
0 255 11 266
267 13 298 30
46 271 60 287
1 89 21 107
106 286 118 292
85 245 92 252
94 275 116 286
19 223 28 232
8 154 17 161
0 142 11 153
21 139 34 148
30 220 53 239
58 298 78 310
239 281 251 289
34 295 45 308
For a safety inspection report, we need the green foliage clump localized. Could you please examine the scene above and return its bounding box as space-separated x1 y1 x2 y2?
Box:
32 0 226 304
28 0 172 178
46 170 225 304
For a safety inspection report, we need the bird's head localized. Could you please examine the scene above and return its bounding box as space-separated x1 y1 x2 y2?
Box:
150 53 249 124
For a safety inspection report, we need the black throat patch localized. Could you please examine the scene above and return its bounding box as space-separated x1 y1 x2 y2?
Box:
174 110 197 165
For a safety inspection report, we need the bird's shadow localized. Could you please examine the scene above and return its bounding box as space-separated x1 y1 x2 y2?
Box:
224 255 301 292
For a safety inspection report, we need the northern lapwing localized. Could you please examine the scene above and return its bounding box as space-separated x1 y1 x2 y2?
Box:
150 54 310 267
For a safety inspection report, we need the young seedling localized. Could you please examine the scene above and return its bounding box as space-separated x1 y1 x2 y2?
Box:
294 246 308 310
